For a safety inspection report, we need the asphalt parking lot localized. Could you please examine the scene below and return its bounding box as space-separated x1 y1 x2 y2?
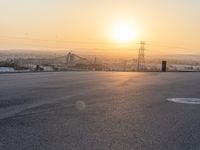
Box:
0 72 200 150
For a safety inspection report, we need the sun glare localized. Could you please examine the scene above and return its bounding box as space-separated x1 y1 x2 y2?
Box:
112 22 137 43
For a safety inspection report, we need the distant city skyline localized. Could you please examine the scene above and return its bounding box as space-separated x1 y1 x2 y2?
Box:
0 0 200 56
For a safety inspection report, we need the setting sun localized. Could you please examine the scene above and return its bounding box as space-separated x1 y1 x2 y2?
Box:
112 22 137 43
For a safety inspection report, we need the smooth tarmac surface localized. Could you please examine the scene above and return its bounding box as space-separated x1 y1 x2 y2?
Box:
0 72 200 150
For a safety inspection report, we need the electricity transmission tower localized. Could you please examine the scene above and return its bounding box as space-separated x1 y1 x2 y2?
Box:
66 51 73 67
137 41 146 71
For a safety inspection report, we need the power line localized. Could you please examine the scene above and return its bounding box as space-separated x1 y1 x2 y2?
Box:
0 35 137 45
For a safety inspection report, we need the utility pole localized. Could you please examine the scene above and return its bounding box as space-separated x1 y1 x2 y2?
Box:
93 57 97 71
137 41 146 72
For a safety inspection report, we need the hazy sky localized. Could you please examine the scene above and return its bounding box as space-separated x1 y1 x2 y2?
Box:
0 0 200 56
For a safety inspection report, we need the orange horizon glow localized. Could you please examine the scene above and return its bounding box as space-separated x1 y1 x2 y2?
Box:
0 0 200 56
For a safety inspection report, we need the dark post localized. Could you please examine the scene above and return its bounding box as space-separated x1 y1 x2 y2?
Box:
162 61 167 72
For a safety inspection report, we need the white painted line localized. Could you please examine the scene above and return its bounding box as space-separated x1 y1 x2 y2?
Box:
167 98 200 104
